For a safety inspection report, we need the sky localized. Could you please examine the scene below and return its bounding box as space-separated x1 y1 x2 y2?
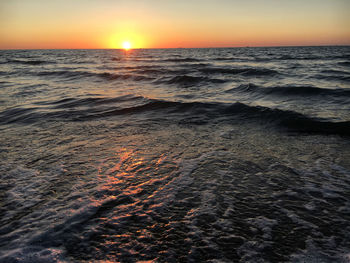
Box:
0 0 349 49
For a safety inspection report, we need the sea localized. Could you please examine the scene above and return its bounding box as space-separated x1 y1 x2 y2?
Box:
0 46 350 262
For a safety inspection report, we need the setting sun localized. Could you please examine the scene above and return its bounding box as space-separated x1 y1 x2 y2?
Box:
107 33 146 49
122 41 131 50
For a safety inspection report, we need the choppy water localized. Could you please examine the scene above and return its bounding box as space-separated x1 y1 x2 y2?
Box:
0 47 350 262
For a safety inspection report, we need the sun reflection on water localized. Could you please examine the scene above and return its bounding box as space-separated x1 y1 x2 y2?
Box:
85 144 182 260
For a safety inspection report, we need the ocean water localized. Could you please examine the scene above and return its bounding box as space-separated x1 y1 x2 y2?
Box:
0 46 350 262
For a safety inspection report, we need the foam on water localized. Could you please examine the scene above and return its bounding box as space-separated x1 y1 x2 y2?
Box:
1 247 67 263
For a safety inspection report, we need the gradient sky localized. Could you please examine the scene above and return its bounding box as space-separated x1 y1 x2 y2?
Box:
1 0 349 49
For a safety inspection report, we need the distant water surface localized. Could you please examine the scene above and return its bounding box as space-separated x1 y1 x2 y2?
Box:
0 47 350 262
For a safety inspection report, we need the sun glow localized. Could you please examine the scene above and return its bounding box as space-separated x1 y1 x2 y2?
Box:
122 41 132 50
107 31 147 49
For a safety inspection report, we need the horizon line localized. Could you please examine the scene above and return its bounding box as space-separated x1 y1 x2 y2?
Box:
1 44 349 51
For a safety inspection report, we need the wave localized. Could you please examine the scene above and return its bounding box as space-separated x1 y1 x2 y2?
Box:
1 95 349 136
180 63 213 68
257 54 350 61
134 69 165 75
275 55 324 61
0 107 39 124
332 54 350 60
211 55 323 62
211 57 250 62
221 102 350 135
6 59 53 65
200 67 279 77
50 94 145 108
228 84 350 97
210 55 334 62
213 57 237 61
122 58 203 63
35 70 154 81
158 75 226 86
338 61 350 67
321 69 350 75
275 55 295 60
314 74 350 82
162 58 202 63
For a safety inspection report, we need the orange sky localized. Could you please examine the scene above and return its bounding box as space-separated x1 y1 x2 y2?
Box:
0 0 349 49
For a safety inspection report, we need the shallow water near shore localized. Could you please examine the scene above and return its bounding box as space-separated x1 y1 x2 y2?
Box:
1 46 350 262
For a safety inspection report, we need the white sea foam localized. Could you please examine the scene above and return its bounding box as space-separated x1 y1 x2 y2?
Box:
291 237 350 263
0 247 67 263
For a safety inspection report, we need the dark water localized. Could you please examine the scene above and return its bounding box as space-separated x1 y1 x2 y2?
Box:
0 47 350 262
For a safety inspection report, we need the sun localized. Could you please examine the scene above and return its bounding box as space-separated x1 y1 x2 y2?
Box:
122 41 132 50
107 33 145 49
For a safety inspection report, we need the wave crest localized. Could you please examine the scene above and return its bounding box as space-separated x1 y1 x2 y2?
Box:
1 95 349 136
